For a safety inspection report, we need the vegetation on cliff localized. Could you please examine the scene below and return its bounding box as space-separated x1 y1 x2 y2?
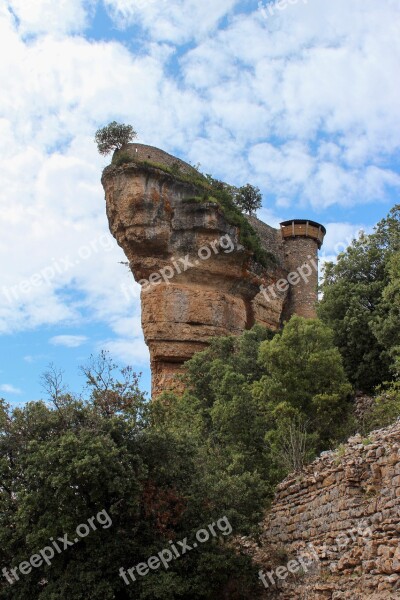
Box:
102 134 274 268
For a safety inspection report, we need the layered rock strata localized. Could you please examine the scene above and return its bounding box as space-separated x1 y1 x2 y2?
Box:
102 144 325 396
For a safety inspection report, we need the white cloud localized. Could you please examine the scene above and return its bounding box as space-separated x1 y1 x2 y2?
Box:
100 337 149 366
99 315 149 365
104 0 240 44
321 222 369 256
49 335 88 348
318 221 376 274
181 0 400 204
0 384 22 395
0 19 168 335
0 0 399 347
257 207 282 229
6 0 94 35
24 355 47 363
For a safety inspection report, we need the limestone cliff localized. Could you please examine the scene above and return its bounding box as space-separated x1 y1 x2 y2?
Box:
102 143 325 396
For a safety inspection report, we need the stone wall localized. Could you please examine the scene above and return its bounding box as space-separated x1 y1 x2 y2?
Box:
251 422 400 599
246 215 286 268
117 143 198 176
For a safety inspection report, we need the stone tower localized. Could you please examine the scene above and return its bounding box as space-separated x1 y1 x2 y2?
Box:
102 144 326 397
280 219 326 319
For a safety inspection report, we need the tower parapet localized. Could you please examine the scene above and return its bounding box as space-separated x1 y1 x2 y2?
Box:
280 219 326 248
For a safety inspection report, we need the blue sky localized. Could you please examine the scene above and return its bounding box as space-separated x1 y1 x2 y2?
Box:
1 0 399 405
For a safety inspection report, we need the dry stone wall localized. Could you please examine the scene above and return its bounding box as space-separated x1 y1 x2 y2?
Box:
117 143 198 176
250 422 400 599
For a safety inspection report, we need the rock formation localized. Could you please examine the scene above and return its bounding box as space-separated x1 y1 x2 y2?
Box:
102 144 326 396
245 421 400 599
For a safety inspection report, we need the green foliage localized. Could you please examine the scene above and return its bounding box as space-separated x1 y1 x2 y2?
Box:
362 381 400 432
318 204 400 392
170 162 182 176
111 151 135 167
153 325 277 528
234 184 263 216
192 176 274 267
137 160 209 188
254 316 353 459
265 415 318 474
156 319 354 518
371 251 400 378
95 121 137 155
0 353 258 600
362 436 373 446
208 190 274 267
0 318 361 598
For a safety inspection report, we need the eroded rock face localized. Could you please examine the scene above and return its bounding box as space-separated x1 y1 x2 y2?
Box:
102 145 324 396
247 422 400 599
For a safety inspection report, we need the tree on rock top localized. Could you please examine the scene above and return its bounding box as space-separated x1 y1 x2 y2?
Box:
95 121 137 155
234 184 263 216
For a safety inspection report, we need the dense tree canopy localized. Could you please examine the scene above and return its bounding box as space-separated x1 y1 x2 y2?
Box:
318 204 400 392
0 353 257 600
157 318 353 493
254 317 353 471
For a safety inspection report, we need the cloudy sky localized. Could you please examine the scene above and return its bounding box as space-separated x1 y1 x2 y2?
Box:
1 0 399 404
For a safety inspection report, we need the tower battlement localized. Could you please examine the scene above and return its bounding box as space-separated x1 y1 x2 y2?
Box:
280 219 326 248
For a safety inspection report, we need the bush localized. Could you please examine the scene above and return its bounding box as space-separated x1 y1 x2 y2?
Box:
111 151 135 167
362 382 400 432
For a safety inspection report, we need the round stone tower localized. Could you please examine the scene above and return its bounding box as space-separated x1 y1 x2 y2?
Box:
280 219 326 320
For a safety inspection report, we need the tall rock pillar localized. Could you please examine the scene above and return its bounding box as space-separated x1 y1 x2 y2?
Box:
102 144 288 397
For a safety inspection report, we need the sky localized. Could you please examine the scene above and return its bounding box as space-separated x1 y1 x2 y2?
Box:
0 0 399 405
